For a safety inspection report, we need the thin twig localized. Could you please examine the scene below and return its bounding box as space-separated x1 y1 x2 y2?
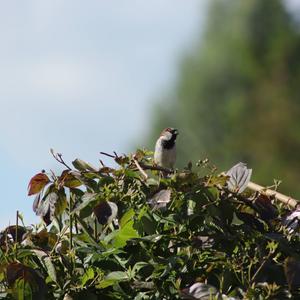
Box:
50 149 72 170
100 151 116 158
57 153 72 170
132 156 148 180
69 194 73 250
50 169 57 181
250 251 273 284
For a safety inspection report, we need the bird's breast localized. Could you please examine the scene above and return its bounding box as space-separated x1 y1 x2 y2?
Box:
154 141 176 169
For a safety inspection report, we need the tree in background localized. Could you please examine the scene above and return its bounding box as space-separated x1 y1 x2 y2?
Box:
148 0 300 196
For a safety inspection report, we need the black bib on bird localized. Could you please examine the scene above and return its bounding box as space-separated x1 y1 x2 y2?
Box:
162 135 176 149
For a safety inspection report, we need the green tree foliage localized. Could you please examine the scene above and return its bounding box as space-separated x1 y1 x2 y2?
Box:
1 151 300 299
148 0 300 196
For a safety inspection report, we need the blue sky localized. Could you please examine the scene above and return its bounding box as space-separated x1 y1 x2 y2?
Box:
0 1 209 228
1 0 299 229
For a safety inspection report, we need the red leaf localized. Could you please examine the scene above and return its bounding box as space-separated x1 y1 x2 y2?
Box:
28 173 50 196
6 262 47 298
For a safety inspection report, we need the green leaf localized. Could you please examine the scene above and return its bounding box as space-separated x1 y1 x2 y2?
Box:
75 215 103 249
113 220 139 249
97 271 129 289
13 278 33 300
72 159 97 172
59 170 82 188
71 193 97 215
138 214 157 235
146 178 159 186
231 212 244 226
124 169 139 178
55 189 67 216
106 271 129 281
32 250 57 283
120 208 135 228
81 267 95 286
132 262 149 275
204 187 219 202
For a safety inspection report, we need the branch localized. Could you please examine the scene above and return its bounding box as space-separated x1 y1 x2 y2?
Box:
247 181 298 208
132 156 148 180
99 151 172 174
138 163 173 174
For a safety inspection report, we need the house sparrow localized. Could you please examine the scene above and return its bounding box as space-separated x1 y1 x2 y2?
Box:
154 127 178 170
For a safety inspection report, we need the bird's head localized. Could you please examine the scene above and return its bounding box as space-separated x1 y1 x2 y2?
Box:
160 127 178 141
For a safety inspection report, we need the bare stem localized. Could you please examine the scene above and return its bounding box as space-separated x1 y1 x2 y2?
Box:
15 211 18 241
94 219 98 241
15 211 19 259
69 195 73 250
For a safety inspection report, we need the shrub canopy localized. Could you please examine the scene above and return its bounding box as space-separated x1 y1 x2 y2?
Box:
1 150 300 299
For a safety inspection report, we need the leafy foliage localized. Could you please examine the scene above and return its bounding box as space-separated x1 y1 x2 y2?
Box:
1 150 300 299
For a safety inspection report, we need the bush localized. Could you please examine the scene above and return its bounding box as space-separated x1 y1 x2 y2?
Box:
1 150 300 299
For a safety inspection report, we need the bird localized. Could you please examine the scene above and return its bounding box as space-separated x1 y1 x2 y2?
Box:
154 127 178 171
